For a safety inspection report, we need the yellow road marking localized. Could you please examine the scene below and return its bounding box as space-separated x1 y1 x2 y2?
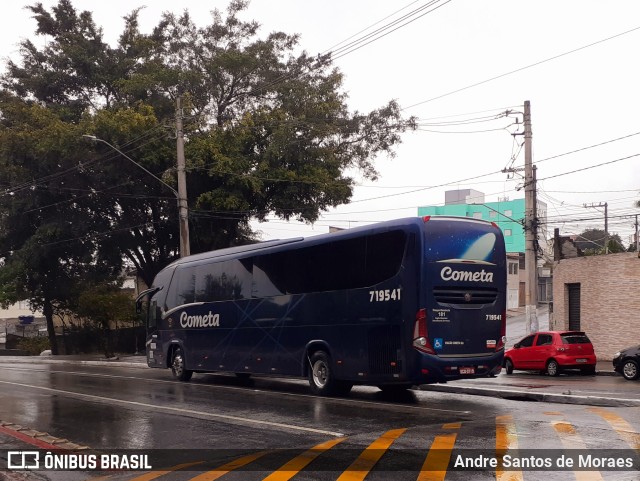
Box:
418 423 460 481
588 407 640 451
262 437 347 481
495 415 523 481
337 428 406 481
128 461 205 481
188 451 269 481
552 420 603 481
443 422 462 430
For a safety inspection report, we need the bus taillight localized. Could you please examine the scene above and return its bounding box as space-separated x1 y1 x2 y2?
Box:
413 308 436 354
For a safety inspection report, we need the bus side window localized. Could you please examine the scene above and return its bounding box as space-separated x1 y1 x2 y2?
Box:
363 231 407 284
195 259 252 302
253 254 286 297
251 230 408 298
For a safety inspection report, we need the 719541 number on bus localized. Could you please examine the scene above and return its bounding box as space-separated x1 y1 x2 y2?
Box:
369 288 402 302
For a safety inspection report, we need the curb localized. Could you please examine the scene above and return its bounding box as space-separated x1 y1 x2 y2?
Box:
0 420 90 451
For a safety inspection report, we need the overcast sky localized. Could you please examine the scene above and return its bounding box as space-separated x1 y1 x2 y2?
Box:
2 0 639 246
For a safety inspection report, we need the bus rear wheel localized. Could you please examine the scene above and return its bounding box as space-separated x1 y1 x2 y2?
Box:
171 347 193 382
309 351 339 396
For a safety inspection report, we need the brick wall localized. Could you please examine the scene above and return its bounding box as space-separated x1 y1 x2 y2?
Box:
552 252 640 360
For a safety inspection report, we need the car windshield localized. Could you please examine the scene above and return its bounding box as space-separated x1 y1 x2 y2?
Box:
561 334 590 344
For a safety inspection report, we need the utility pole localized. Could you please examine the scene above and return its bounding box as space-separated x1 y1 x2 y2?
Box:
635 215 639 253
583 202 608 253
523 100 538 333
176 96 191 257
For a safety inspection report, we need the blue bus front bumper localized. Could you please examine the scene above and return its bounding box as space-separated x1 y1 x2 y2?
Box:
415 351 504 384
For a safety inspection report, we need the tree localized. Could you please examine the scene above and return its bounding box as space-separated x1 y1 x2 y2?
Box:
0 92 122 353
575 228 625 255
1 0 416 350
76 285 138 358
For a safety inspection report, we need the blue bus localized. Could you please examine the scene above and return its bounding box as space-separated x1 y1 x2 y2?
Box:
137 216 506 395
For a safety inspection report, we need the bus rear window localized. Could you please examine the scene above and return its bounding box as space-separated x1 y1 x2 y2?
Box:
424 220 503 264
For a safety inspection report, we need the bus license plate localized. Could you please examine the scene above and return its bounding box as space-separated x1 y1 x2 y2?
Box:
460 367 475 375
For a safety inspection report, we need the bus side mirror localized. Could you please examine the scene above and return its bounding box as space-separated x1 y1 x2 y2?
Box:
135 287 159 315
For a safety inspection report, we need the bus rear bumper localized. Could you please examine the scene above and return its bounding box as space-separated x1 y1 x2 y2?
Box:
415 352 504 384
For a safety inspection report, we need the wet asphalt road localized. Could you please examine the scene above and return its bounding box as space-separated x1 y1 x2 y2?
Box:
0 361 639 481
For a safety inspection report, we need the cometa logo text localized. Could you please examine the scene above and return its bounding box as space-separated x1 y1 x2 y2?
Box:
180 311 220 328
440 266 494 283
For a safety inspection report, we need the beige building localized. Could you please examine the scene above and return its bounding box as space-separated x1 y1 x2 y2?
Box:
551 252 640 360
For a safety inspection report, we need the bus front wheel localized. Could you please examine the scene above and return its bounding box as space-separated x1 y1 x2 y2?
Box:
171 347 193 382
309 351 339 396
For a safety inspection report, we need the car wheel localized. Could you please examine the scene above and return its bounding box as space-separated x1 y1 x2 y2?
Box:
505 359 514 375
621 359 639 381
308 351 338 396
171 347 193 382
546 359 560 377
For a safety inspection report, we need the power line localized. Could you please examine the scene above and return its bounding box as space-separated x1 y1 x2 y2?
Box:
330 0 453 61
403 25 640 109
536 153 640 182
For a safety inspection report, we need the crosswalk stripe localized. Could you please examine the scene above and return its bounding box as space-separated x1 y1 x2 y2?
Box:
552 421 603 481
417 423 460 481
336 428 407 481
262 437 348 481
495 414 523 481
588 407 640 451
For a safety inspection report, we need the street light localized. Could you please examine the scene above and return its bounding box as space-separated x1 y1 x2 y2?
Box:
82 134 190 257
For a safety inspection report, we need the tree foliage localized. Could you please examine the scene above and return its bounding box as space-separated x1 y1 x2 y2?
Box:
575 228 625 255
0 0 416 351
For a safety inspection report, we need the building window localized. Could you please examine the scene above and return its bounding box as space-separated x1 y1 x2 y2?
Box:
473 212 482 219
504 209 512 217
489 211 497 218
504 229 512 236
508 262 518 275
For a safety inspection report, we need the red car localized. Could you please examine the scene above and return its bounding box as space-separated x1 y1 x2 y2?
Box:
503 331 597 376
